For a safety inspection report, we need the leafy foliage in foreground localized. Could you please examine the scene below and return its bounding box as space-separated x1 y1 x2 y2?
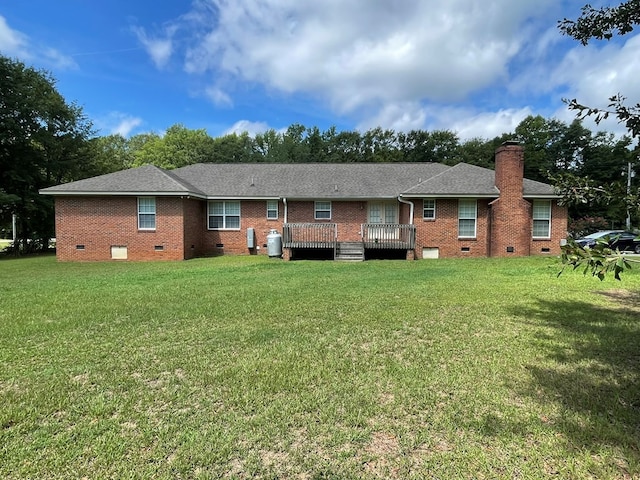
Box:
559 238 637 280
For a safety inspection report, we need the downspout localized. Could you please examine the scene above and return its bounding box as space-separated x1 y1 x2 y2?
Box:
283 197 288 224
398 196 415 253
488 200 496 258
282 197 288 255
397 196 414 224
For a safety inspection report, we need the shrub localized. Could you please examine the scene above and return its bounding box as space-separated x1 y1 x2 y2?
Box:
568 216 610 238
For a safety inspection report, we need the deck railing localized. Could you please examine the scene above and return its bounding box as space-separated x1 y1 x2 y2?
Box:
362 224 416 249
283 223 337 248
282 223 415 250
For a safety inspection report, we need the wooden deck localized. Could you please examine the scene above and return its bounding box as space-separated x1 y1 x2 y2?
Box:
283 223 337 248
283 223 415 250
362 223 416 249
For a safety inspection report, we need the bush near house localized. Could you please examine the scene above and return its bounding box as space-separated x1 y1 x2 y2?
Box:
568 216 612 238
1 256 639 479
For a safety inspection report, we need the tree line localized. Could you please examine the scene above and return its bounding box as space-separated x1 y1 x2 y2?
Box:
86 114 640 233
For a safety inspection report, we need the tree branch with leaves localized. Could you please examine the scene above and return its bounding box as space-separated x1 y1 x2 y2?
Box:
556 1 640 279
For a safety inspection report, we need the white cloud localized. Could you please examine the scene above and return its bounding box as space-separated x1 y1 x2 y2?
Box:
550 33 640 138
224 120 271 136
0 15 76 69
443 107 534 140
357 103 533 140
0 15 29 57
95 112 144 137
183 0 556 113
204 85 233 107
357 102 427 132
132 25 175 69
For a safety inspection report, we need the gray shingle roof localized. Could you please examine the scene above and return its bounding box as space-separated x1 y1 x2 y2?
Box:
522 178 558 197
40 162 558 198
40 165 206 196
172 163 450 198
402 163 499 196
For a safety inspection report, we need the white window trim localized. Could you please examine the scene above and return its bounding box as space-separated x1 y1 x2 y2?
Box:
532 200 552 239
266 200 278 220
458 199 477 238
208 200 241 230
315 201 332 220
423 199 436 220
137 197 156 231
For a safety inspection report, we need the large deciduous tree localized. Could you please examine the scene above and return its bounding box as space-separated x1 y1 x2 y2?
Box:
0 55 94 252
132 124 216 169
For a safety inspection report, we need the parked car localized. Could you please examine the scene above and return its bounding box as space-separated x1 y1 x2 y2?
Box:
575 230 640 253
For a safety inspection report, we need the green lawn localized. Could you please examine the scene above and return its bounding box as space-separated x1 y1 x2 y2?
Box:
1 255 639 479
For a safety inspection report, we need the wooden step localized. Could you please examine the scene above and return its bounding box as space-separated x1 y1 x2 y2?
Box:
335 242 364 261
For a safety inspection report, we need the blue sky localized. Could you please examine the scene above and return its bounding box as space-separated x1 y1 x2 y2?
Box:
1 1 638 141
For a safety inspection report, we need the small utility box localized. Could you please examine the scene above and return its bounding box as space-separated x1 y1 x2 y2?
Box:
247 228 255 248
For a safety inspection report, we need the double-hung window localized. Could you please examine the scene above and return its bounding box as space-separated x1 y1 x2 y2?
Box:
315 201 331 220
458 199 477 238
138 197 156 230
266 200 278 220
532 200 551 238
208 201 240 229
423 199 436 219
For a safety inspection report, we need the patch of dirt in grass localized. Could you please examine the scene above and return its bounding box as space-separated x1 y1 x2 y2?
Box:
0 378 26 395
260 449 290 466
378 392 395 405
366 431 400 456
71 373 90 385
361 431 402 478
224 458 245 478
596 289 640 311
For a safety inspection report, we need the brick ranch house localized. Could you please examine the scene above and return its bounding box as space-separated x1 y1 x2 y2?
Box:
40 142 567 261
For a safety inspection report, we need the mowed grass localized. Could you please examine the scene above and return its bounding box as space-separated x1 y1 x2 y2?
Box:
1 255 639 479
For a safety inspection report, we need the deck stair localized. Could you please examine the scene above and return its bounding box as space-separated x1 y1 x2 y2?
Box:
335 242 365 261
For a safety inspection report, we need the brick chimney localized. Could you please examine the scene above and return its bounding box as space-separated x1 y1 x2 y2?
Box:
490 141 531 256
495 141 524 199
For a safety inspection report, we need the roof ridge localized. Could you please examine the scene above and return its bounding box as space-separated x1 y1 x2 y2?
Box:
157 166 205 194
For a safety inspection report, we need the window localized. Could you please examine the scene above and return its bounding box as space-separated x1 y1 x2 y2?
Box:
532 200 551 238
458 199 477 238
423 199 436 219
315 201 331 220
138 197 156 230
266 200 278 220
208 201 241 229
368 202 397 224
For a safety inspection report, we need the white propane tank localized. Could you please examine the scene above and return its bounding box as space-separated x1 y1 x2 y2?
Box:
266 229 282 257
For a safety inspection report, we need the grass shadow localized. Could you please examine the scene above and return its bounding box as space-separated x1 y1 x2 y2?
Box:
509 293 640 462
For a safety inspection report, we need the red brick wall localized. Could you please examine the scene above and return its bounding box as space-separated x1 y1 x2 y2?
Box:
529 199 568 255
286 200 367 241
53 190 568 261
54 196 186 261
412 197 567 259
490 197 532 257
202 200 284 255
414 198 491 258
183 199 206 259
